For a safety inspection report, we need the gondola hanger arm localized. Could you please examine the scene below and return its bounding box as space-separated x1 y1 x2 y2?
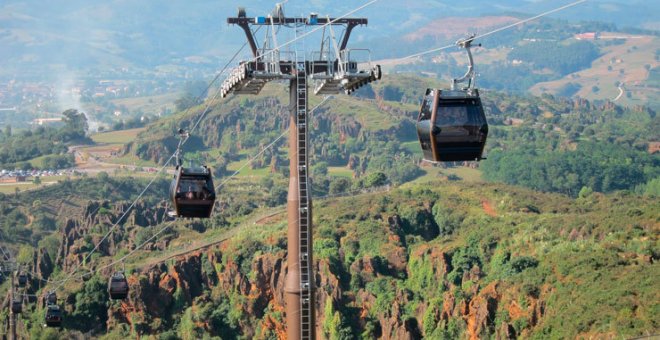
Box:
451 34 480 93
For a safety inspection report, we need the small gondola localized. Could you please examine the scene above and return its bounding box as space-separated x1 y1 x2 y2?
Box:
44 291 57 306
17 271 27 287
11 298 22 314
81 270 93 282
416 35 488 162
108 272 129 300
416 89 488 162
169 166 216 218
45 304 63 327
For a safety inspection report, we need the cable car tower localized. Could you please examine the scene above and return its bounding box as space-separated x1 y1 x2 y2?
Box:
220 4 380 339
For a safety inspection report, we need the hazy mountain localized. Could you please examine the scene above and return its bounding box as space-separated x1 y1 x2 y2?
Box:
1 0 658 79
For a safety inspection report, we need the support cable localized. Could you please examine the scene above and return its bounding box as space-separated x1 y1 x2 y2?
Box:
49 0 367 288
52 97 331 291
50 39 254 290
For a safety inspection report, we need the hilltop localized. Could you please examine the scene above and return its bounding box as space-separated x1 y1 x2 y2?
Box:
530 33 659 110
1 0 658 78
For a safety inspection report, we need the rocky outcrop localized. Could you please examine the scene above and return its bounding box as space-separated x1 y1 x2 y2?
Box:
32 248 53 286
56 200 171 272
467 282 499 340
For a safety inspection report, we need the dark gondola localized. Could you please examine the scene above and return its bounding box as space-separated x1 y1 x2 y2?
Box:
169 166 216 218
45 305 63 327
44 291 57 306
17 271 27 287
108 272 129 300
416 89 488 162
11 298 22 314
82 270 93 282
416 35 488 162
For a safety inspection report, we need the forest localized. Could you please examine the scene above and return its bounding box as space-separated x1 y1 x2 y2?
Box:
0 110 90 169
481 142 659 196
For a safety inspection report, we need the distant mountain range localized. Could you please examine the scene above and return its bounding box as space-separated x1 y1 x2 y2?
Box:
0 0 658 79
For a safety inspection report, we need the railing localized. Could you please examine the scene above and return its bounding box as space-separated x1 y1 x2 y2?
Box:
339 48 372 75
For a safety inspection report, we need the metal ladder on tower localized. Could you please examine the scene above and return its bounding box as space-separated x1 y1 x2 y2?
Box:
295 49 312 339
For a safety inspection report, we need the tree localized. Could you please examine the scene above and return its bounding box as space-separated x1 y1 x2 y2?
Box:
329 177 351 195
312 161 329 178
97 171 110 181
62 109 89 135
364 172 387 188
67 275 109 331
432 204 463 236
642 178 660 197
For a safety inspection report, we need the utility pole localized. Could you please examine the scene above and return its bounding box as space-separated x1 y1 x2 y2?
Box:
221 5 380 340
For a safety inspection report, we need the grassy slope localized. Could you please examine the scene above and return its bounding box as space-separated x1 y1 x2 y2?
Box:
90 128 146 144
109 93 180 116
530 34 659 109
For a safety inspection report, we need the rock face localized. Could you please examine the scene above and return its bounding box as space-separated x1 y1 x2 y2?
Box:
51 200 555 339
93 231 540 339
104 249 289 338
56 200 170 272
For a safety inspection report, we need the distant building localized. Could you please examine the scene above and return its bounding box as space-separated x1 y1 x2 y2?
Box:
32 117 62 125
575 32 599 40
0 175 26 183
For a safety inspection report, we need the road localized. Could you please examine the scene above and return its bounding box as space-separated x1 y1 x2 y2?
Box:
613 82 625 102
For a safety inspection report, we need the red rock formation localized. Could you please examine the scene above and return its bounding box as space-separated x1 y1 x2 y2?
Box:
467 282 499 340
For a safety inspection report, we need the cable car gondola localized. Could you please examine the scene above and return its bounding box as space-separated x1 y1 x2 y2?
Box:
11 298 22 314
44 291 57 306
81 269 93 282
45 304 63 327
168 129 216 218
17 271 27 287
416 35 488 162
170 165 216 218
108 271 129 300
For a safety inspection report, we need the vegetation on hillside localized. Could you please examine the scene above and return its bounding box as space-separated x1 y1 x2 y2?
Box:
0 65 657 339
482 142 658 196
0 109 90 169
10 179 655 339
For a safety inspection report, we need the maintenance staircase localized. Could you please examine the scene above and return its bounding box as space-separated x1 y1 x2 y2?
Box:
295 54 313 339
